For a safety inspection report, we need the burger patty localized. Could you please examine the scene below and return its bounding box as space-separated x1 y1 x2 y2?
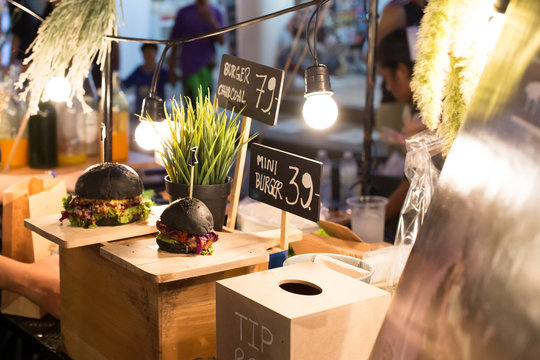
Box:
156 220 218 255
69 195 144 210
60 194 151 228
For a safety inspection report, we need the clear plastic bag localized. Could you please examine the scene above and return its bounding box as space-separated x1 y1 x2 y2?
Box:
386 130 445 288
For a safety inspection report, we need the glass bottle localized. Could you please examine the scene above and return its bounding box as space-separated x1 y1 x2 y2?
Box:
112 72 130 162
56 99 87 166
339 150 358 208
83 76 100 157
0 66 28 169
316 149 333 210
29 102 57 169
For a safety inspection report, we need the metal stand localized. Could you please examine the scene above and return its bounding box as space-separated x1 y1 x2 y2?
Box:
361 0 378 195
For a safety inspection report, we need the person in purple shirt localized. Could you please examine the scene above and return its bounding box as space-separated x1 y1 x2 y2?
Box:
168 0 224 104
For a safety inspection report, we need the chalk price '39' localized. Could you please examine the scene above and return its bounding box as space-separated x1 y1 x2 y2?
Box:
285 166 314 211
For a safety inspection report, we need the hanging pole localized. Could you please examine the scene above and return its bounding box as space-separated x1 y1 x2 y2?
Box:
361 0 378 195
104 1 320 46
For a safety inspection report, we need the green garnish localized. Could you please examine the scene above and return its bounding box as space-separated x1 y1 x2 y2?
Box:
156 232 180 245
200 243 214 256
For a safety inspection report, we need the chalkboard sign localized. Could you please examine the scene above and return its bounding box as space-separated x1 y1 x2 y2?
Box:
249 143 321 222
217 54 284 126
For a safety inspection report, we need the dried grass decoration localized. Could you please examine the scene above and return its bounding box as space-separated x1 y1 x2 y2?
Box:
155 89 256 186
411 0 502 153
17 0 119 115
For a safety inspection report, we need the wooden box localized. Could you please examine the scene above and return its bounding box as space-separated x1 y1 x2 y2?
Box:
57 232 269 360
22 204 271 360
216 262 391 360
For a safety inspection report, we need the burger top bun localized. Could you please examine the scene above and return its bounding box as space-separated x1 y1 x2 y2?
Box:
75 163 143 200
160 198 214 235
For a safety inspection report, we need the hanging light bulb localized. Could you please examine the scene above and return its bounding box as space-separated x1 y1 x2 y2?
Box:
303 64 338 129
44 77 71 103
134 120 167 151
135 95 167 151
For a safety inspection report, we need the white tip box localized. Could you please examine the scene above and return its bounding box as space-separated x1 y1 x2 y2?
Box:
216 261 390 360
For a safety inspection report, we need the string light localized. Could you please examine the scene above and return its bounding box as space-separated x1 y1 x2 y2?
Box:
302 0 338 130
303 66 338 129
44 77 71 103
134 120 167 151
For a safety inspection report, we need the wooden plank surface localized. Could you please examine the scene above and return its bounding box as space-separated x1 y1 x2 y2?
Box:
24 205 166 248
100 231 270 283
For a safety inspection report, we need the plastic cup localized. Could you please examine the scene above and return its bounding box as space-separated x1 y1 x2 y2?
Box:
346 196 388 243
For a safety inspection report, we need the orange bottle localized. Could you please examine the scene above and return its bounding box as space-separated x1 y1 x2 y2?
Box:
112 72 130 162
0 67 28 170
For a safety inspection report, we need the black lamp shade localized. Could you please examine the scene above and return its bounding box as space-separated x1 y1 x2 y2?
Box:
304 64 334 95
141 95 165 121
494 0 510 13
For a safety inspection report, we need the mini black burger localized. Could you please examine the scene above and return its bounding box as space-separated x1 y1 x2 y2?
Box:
60 163 152 228
156 198 218 255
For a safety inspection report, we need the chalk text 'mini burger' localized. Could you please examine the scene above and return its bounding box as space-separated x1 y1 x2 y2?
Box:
156 198 218 255
60 163 152 228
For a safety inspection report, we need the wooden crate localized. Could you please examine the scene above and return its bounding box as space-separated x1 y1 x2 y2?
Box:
58 231 269 360
216 262 391 360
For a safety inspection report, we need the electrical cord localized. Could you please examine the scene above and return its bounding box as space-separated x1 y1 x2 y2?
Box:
305 9 317 63
306 1 319 65
107 0 322 102
149 44 170 98
306 0 331 67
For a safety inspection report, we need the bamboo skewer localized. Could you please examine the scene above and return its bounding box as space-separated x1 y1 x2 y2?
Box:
188 147 198 199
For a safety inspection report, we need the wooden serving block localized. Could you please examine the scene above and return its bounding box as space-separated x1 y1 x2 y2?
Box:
100 231 270 283
61 232 270 359
24 205 166 248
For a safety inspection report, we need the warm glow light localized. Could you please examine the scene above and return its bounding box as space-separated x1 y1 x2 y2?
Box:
44 77 71 103
135 120 167 151
302 93 338 130
486 11 505 53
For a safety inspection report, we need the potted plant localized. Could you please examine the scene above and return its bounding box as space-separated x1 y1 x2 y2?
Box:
157 88 254 230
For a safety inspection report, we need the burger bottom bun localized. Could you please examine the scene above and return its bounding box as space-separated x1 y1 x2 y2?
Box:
156 238 191 254
95 214 141 227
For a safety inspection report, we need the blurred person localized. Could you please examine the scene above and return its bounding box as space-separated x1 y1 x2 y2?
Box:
8 0 53 66
123 43 168 120
377 0 427 45
0 254 60 318
376 0 427 139
168 0 224 104
376 28 426 227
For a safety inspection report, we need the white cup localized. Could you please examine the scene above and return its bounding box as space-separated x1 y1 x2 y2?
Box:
346 196 388 243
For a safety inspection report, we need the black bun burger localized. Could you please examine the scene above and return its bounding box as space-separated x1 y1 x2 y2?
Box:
156 198 218 255
60 163 152 228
